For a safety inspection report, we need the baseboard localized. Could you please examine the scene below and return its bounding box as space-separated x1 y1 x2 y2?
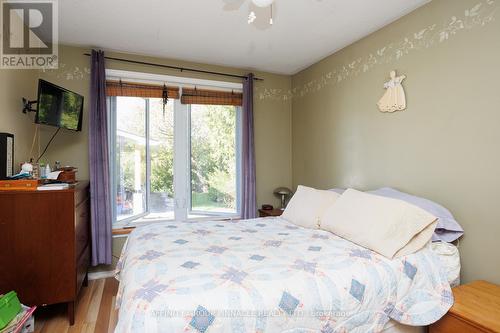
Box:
88 270 115 280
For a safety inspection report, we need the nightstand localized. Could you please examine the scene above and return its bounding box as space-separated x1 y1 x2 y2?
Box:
429 280 500 333
258 208 283 217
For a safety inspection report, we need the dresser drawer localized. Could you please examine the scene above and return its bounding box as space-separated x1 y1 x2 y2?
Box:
76 245 90 295
75 198 90 259
430 313 490 333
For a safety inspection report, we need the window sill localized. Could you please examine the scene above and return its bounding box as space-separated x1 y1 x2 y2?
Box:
113 228 135 236
112 215 241 236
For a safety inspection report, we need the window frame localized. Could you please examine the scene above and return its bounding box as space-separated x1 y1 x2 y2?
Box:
106 70 243 228
108 96 153 226
187 104 242 218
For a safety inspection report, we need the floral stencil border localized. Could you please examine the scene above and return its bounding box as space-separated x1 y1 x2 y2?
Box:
256 0 499 102
39 0 498 104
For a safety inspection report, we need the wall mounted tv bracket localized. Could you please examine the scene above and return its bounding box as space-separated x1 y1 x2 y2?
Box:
22 98 38 114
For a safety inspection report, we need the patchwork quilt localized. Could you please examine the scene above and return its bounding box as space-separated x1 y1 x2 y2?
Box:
115 218 452 333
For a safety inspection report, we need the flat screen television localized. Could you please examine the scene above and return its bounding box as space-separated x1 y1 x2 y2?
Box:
35 79 84 131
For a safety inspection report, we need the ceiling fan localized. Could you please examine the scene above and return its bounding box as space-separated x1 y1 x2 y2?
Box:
248 0 275 25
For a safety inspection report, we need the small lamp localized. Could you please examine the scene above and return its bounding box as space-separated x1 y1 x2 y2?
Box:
273 187 292 210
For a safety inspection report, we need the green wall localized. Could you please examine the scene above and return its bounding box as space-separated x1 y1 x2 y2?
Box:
0 69 37 168
292 0 500 283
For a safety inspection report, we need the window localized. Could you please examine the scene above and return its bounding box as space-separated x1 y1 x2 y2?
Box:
190 104 240 217
108 76 242 227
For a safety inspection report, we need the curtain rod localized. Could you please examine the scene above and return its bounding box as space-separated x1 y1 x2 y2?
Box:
83 53 263 81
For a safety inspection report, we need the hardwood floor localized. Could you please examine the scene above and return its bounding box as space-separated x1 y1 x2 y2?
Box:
34 278 118 333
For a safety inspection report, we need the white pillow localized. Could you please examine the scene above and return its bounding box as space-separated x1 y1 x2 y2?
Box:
281 185 341 229
321 189 437 258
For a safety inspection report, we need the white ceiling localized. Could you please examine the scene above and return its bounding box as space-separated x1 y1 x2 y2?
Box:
59 0 430 75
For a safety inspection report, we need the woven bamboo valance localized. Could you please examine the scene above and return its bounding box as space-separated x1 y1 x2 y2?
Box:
180 88 243 106
106 81 180 99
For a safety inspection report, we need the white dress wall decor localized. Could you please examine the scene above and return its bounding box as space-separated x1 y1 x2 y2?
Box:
377 70 407 113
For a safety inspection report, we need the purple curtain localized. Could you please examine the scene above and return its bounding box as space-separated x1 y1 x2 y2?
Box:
241 73 257 219
89 50 112 266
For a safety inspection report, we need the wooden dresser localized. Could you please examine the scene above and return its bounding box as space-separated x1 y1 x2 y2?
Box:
0 181 90 325
430 280 500 333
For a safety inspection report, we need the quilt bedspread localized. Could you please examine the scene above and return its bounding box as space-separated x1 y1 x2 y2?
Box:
115 217 452 333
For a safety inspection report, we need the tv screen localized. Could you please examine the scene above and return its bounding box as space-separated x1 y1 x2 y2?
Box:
35 79 84 131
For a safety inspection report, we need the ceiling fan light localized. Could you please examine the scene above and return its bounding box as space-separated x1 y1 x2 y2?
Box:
248 11 257 24
252 0 274 7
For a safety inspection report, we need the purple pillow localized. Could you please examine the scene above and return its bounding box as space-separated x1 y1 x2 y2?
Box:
368 187 463 242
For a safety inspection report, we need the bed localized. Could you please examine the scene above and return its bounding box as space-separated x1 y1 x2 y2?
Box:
114 217 453 333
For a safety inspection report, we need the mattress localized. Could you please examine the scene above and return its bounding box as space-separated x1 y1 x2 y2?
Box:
115 217 452 333
431 241 460 287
